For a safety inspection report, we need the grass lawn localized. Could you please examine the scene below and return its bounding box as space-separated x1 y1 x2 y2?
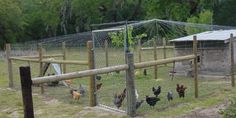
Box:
0 47 235 118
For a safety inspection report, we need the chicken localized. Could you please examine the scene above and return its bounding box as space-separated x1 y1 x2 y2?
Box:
176 84 187 98
113 88 126 109
152 86 161 97
72 90 81 100
65 80 72 86
146 96 160 108
143 69 147 76
96 83 102 90
96 76 102 81
167 91 173 101
135 89 139 100
135 71 140 76
79 84 86 96
136 100 144 110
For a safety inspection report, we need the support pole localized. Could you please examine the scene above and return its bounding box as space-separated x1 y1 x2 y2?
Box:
105 40 109 67
163 38 167 66
6 44 13 88
230 33 235 87
62 42 66 73
126 52 136 117
193 36 198 98
88 41 96 106
138 39 142 63
19 66 34 118
38 43 44 94
153 38 158 79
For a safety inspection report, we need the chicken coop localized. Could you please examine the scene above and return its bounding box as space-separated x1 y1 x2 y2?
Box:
170 30 236 76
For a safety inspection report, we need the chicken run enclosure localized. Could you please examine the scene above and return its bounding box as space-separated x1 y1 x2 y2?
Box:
5 19 236 117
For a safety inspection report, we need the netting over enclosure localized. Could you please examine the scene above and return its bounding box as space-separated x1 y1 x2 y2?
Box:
90 19 236 113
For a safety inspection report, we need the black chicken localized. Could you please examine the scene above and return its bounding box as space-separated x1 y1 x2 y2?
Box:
143 69 147 76
167 91 173 101
96 76 102 81
146 96 160 108
113 88 126 109
152 86 161 97
136 100 144 109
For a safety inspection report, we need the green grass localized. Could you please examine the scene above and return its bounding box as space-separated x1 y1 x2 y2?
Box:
0 47 236 117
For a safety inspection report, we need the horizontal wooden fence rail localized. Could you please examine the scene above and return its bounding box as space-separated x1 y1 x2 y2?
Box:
141 46 174 50
9 57 88 65
134 55 195 69
15 54 63 58
32 64 128 84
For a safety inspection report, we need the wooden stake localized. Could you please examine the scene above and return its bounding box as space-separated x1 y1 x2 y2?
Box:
138 39 142 63
38 43 44 94
62 42 66 73
163 38 167 66
105 40 109 67
230 34 235 87
19 66 34 118
153 38 158 79
126 53 136 117
6 44 13 88
87 41 96 106
193 36 198 98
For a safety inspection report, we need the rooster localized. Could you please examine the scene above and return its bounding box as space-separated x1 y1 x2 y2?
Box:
176 84 187 98
113 88 126 109
136 100 144 110
146 96 160 108
167 91 173 101
152 86 161 97
96 83 102 91
79 84 86 96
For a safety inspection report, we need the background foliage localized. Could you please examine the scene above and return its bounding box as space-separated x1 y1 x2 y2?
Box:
0 0 234 49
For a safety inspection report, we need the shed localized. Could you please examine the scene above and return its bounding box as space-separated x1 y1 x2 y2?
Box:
170 30 236 76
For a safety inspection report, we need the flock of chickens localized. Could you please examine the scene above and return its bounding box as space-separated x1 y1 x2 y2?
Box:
47 69 188 110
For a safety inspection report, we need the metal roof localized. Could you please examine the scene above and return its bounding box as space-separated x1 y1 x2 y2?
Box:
170 29 236 43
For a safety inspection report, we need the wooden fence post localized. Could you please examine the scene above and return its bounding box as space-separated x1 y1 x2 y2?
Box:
193 36 198 98
87 41 97 106
230 33 235 87
138 39 142 63
19 66 34 118
6 44 14 88
105 40 109 67
153 38 158 79
126 52 136 117
62 42 66 73
163 38 167 66
38 43 44 94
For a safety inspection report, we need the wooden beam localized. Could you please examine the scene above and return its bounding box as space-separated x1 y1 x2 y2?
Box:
134 55 195 69
193 36 198 98
32 64 128 84
12 54 63 59
141 46 174 50
230 33 235 87
6 44 13 88
62 42 66 73
88 41 97 107
38 43 44 94
153 38 158 79
126 53 136 116
41 60 88 65
10 57 39 62
105 40 109 67
19 66 34 118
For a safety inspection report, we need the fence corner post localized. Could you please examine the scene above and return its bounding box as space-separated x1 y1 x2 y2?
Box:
230 33 235 87
193 36 198 98
19 66 34 118
6 44 14 88
87 41 97 106
62 42 66 73
126 52 136 117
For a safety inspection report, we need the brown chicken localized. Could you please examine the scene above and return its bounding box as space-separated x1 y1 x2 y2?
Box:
70 89 81 100
113 88 126 109
176 84 187 98
96 83 102 90
65 80 72 86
